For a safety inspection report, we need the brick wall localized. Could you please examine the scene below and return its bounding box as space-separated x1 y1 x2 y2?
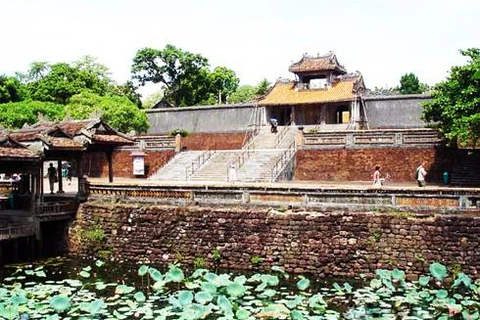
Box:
69 202 480 278
81 150 175 178
181 132 246 150
295 147 454 182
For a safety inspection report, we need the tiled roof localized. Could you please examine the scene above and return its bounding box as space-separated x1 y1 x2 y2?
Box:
0 136 40 159
258 80 357 106
9 129 45 142
289 52 347 74
55 119 97 136
43 137 84 150
92 134 134 144
0 147 39 159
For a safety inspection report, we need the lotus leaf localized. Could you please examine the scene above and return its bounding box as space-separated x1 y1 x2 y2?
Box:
79 271 90 278
453 273 472 289
435 289 448 299
148 268 163 282
297 278 310 291
114 285 135 295
95 260 105 267
50 294 71 312
178 290 193 307
235 307 251 319
191 268 208 279
201 282 217 294
290 310 304 320
429 262 447 281
195 291 214 304
138 265 149 276
418 276 431 286
166 265 184 283
134 291 146 303
234 275 247 285
226 282 246 297
217 295 233 312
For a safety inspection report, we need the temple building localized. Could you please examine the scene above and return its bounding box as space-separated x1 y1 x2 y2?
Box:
259 51 366 129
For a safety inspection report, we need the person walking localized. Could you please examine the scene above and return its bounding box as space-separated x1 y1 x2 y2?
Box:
66 162 73 185
372 165 383 188
47 163 57 194
416 162 428 187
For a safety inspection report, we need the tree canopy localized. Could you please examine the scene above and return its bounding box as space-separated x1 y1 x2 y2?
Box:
0 56 148 133
0 100 64 129
398 73 428 94
228 79 271 104
131 44 239 107
422 48 480 147
65 92 149 133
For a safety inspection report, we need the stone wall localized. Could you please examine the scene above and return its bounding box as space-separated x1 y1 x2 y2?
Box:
81 150 175 178
147 103 263 134
295 147 454 182
181 132 246 150
69 201 480 278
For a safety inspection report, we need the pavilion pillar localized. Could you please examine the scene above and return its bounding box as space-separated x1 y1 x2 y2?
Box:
57 160 64 193
106 150 114 183
76 155 85 198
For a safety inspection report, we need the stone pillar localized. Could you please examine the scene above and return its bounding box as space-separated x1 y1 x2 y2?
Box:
57 160 64 193
175 134 181 153
106 150 114 183
296 127 304 147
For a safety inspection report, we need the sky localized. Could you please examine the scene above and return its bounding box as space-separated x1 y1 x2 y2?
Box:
1 0 479 98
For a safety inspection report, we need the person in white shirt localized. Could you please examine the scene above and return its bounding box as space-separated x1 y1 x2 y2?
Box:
416 162 427 187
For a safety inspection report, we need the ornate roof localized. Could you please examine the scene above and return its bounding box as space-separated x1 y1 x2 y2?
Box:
258 73 364 106
0 136 40 160
289 51 347 74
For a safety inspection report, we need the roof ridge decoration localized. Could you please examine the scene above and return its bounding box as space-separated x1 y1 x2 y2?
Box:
288 51 347 74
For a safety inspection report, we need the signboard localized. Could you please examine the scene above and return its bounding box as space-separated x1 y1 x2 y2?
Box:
132 156 145 175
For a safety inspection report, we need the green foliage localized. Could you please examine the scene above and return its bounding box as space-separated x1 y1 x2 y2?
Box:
82 224 105 242
398 72 427 94
65 91 148 133
0 100 64 129
228 79 271 104
131 44 240 107
423 48 480 147
193 256 206 269
1 261 480 319
250 255 264 264
169 128 189 137
0 75 27 103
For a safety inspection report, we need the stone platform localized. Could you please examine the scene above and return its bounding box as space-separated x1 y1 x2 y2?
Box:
86 178 480 211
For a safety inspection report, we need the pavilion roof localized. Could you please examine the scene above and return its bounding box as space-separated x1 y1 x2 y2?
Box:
0 135 40 160
258 74 364 106
288 51 347 75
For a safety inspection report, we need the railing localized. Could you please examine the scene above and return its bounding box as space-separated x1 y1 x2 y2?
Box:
33 201 77 216
0 224 35 241
185 149 217 180
270 140 297 182
303 129 442 148
119 135 176 151
231 139 256 171
274 120 293 147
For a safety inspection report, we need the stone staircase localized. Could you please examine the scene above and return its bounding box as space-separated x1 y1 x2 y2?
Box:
148 151 204 181
150 125 297 182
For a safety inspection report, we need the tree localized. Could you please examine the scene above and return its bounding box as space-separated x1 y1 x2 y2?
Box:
398 73 428 94
65 92 149 133
228 79 271 103
0 75 27 103
131 44 240 107
422 48 480 147
0 100 64 129
207 66 239 104
131 45 209 107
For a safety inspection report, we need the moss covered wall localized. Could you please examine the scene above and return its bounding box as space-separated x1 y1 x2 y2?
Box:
69 201 480 278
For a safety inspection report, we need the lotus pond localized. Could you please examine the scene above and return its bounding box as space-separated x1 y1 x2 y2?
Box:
0 258 480 319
